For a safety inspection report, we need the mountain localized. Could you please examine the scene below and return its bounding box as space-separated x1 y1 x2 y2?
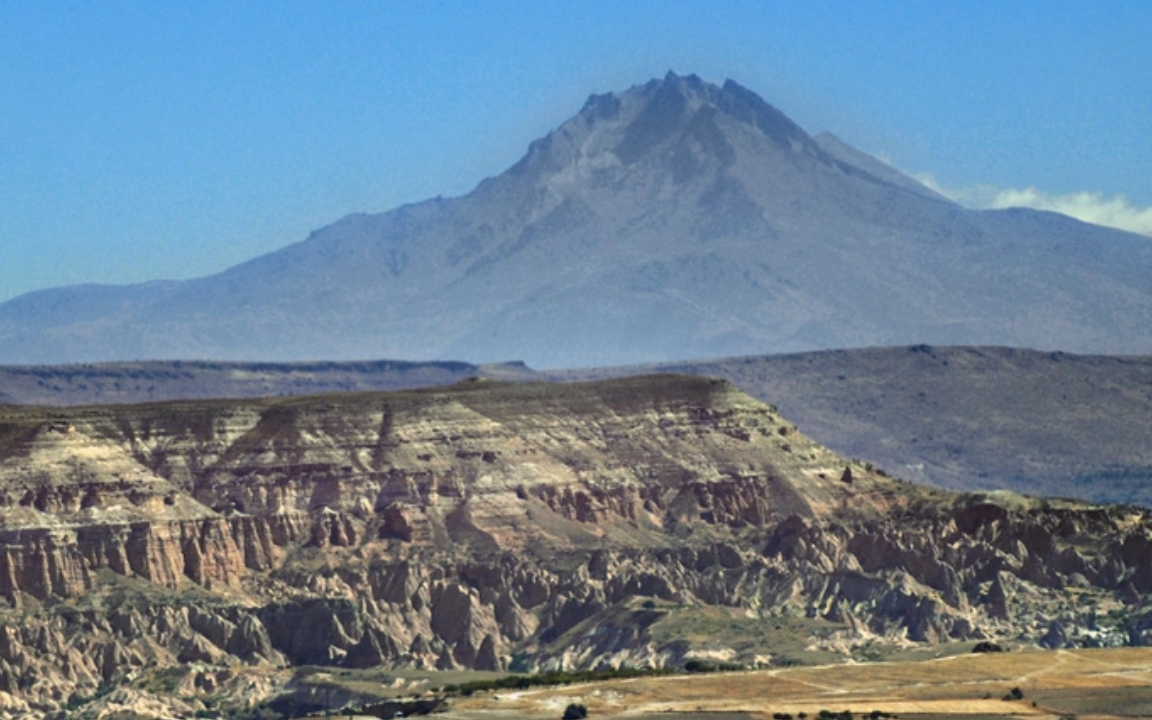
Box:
3 72 1152 367
3 376 1152 716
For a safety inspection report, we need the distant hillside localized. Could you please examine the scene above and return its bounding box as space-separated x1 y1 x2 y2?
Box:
2 72 1151 367
556 346 1152 506
3 346 1149 507
0 359 480 405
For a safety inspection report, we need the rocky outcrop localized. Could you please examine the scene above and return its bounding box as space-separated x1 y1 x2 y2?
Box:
1 376 1151 714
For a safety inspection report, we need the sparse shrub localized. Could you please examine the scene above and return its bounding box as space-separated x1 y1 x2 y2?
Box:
641 599 657 609
773 713 793 719
972 641 1005 653
683 659 741 673
508 653 531 673
1002 686 1024 701
563 703 588 720
65 693 92 712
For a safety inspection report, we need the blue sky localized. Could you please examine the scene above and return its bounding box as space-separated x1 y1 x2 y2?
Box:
3 1 1150 302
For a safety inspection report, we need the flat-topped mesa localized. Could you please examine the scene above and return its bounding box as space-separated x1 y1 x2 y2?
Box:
0 375 890 601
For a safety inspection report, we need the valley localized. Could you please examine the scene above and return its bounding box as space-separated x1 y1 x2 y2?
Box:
4 17 1150 720
0 376 1151 718
4 74 1148 716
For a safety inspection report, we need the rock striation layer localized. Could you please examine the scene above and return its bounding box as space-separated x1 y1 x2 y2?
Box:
0 376 1151 714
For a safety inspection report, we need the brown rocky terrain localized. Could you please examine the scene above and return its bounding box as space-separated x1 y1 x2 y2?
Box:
6 347 1150 508
0 376 1151 717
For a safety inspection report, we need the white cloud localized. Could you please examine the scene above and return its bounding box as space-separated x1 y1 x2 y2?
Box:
912 174 1152 237
986 188 1152 237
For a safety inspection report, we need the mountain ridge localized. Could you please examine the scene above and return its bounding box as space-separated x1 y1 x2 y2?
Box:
3 72 1151 366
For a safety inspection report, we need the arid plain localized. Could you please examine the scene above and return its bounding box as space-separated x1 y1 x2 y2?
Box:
443 648 1152 720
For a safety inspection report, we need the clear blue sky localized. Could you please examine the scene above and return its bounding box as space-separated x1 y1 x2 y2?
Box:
3 1 1150 302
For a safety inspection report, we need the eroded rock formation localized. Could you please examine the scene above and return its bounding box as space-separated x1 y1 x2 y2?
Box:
0 375 1150 715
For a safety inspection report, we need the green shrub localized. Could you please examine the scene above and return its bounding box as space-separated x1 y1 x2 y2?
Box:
683 659 741 673
563 703 588 720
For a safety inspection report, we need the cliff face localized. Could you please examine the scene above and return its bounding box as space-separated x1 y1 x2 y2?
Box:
0 375 853 592
1 376 1150 714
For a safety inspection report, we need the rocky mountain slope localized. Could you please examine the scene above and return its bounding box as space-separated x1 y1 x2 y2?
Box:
3 73 1152 367
2 376 1152 716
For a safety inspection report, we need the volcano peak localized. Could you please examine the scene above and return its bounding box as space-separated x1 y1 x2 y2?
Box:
2 74 1150 367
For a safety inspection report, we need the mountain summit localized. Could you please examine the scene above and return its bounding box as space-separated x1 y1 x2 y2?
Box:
3 72 1151 366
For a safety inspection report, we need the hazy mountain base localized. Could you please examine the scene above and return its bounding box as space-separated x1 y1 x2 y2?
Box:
1 377 1152 717
4 346 1149 507
0 358 480 406
550 346 1152 507
2 73 1151 366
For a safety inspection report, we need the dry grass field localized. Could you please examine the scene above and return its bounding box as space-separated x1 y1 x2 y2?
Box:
444 648 1152 720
